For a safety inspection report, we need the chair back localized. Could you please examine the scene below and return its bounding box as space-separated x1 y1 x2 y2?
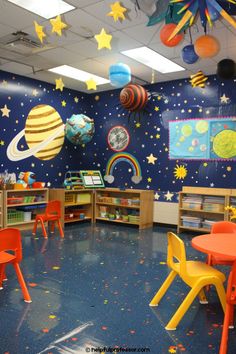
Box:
46 200 61 218
0 228 22 262
211 221 236 234
167 232 187 277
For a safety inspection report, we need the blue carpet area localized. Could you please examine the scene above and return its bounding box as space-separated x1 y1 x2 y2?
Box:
0 223 235 354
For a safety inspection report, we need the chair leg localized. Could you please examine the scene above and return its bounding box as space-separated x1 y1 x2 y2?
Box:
198 289 208 304
50 221 55 234
165 284 203 330
39 218 48 238
57 219 64 238
214 281 226 313
219 303 232 354
0 265 4 289
32 219 38 235
149 270 177 307
229 304 234 328
13 263 32 303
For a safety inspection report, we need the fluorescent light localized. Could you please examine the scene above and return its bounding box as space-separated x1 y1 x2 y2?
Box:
49 65 110 85
121 46 185 74
7 0 75 19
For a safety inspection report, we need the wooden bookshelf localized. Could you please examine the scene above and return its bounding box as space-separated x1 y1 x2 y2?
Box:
49 189 94 227
94 188 154 230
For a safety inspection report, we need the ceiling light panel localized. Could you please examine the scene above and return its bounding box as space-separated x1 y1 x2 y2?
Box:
7 0 75 19
121 46 185 74
49 65 110 85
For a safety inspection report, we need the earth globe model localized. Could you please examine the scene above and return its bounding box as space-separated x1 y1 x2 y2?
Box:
65 114 95 145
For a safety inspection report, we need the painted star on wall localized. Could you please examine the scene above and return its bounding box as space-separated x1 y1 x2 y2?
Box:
94 28 112 50
107 1 127 22
86 78 97 90
164 191 174 201
32 89 39 97
1 104 11 117
55 78 65 91
220 94 230 104
34 21 46 43
146 153 157 165
50 15 68 36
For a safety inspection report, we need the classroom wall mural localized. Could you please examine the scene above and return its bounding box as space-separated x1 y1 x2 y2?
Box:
0 69 235 202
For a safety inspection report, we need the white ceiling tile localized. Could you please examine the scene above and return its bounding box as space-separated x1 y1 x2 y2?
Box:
0 61 37 75
38 47 85 65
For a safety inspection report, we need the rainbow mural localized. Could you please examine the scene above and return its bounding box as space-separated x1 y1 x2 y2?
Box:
104 152 142 184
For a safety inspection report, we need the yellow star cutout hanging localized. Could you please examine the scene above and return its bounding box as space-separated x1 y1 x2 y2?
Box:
34 21 46 43
1 104 11 117
50 15 67 36
86 78 97 91
94 28 112 50
107 1 127 22
55 78 64 91
146 153 157 165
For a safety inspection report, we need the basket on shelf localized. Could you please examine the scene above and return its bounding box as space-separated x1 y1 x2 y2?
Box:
7 197 24 205
65 193 75 205
7 210 24 224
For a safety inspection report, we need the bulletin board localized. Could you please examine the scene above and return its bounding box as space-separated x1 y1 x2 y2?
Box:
80 170 105 188
169 117 236 160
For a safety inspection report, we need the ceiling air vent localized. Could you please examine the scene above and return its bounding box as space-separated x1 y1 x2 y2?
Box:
0 31 43 54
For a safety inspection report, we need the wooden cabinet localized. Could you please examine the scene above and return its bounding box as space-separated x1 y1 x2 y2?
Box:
4 188 48 229
94 188 153 229
49 189 93 227
178 186 230 233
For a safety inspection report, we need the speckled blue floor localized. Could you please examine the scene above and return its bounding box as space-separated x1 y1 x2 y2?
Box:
0 223 236 354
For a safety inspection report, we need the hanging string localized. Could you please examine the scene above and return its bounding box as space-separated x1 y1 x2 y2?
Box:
189 26 193 44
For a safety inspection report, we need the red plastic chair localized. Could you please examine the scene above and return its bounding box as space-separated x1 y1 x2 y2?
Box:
207 221 236 267
0 228 31 302
32 200 64 239
219 260 236 354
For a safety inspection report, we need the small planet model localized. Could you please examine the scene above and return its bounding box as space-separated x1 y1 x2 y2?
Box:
213 130 236 158
7 104 65 161
65 114 95 145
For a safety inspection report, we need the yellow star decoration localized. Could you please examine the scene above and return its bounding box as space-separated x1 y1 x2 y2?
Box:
74 97 79 103
34 21 46 43
135 122 141 128
2 80 8 86
156 134 160 139
174 164 188 180
86 78 97 91
1 104 11 117
107 1 127 22
94 28 112 50
154 106 159 111
147 177 152 183
203 162 208 167
146 153 157 165
227 166 232 172
61 100 66 107
55 78 65 92
50 15 67 36
32 89 39 97
0 140 5 146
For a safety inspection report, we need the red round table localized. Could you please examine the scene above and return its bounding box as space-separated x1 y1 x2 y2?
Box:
192 233 236 260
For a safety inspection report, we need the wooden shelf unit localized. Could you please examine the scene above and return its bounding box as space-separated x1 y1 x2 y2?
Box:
4 188 48 230
178 186 231 233
94 188 154 230
49 189 94 227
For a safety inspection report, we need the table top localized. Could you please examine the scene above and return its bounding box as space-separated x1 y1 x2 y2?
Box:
192 233 236 259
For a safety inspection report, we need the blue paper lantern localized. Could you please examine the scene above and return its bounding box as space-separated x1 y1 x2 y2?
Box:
181 44 199 64
109 62 131 87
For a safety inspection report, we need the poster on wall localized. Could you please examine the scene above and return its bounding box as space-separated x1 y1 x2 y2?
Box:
169 117 236 160
80 170 105 188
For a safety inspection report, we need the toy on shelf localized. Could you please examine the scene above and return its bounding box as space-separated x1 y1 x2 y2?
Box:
63 171 84 190
226 206 236 221
0 170 16 189
15 171 45 189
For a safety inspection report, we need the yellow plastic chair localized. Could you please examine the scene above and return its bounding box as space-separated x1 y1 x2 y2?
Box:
149 232 226 330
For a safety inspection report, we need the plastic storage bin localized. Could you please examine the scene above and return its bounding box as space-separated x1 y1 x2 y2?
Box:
7 210 24 224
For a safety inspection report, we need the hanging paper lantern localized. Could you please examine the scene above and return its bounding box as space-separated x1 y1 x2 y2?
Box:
160 23 184 47
181 45 199 64
109 62 131 87
194 35 220 58
217 59 236 80
120 84 148 112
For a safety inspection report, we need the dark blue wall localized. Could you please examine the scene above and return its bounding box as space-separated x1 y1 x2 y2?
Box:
0 70 235 201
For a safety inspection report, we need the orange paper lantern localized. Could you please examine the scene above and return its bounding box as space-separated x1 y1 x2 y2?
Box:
194 35 220 58
160 23 184 47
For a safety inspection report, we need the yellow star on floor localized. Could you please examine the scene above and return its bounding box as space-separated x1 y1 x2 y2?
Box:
1 104 11 117
74 96 79 103
107 1 127 22
135 122 141 128
61 100 66 107
50 15 67 36
154 106 159 111
146 153 157 165
55 78 64 91
34 21 46 43
86 78 97 90
94 28 112 50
